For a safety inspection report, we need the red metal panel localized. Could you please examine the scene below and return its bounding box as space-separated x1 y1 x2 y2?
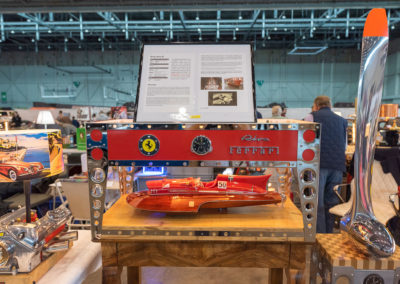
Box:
108 130 298 161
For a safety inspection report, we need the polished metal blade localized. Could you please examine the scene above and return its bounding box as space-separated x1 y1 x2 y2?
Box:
340 8 396 258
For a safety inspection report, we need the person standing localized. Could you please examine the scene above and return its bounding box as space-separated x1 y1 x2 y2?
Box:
270 105 285 119
11 112 22 128
310 96 348 233
71 116 80 128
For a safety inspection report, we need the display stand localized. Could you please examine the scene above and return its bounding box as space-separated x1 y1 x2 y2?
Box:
0 251 68 284
86 120 320 283
313 234 400 283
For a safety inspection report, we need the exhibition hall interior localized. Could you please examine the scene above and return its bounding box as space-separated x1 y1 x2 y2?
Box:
1 1 400 283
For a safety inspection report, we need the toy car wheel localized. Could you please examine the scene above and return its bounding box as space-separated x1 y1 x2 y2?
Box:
8 169 17 181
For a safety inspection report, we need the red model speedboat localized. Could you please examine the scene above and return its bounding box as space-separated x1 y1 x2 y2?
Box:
126 174 285 212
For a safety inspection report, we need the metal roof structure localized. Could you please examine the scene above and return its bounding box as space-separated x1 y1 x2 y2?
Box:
0 1 399 53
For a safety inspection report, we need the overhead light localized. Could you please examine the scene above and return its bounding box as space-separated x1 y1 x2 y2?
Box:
325 15 330 19
238 15 243 20
313 27 316 31
131 37 135 41
153 16 157 21
233 36 236 40
18 46 22 50
85 29 89 33
64 37 68 42
337 35 340 39
110 17 114 21
267 35 271 40
284 28 287 32
10 30 15 34
274 27 277 31
22 31 25 34
47 45 51 49
27 19 31 22
160 29 163 32
196 16 200 21
235 27 239 31
78 44 82 49
262 42 266 47
122 29 126 32
69 18 73 22
108 44 112 49
152 30 155 33
197 28 201 32
199 36 202 41
98 37 102 42
282 15 286 19
31 38 35 42
391 25 395 30
48 29 52 33
302 35 306 40
165 37 168 41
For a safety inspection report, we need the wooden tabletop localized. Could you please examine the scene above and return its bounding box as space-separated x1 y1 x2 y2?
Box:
101 194 305 242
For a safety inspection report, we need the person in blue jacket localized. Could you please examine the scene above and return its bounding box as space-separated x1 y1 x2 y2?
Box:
307 95 348 233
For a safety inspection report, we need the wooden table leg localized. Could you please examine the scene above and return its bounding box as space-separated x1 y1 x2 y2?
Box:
269 268 283 283
102 266 122 284
127 266 141 284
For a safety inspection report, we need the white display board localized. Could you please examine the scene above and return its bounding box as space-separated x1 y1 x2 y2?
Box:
135 44 256 123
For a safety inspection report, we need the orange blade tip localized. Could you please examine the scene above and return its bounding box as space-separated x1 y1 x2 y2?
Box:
363 8 388 37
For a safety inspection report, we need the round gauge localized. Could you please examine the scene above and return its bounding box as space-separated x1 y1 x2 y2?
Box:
363 274 384 284
139 134 160 156
191 135 212 155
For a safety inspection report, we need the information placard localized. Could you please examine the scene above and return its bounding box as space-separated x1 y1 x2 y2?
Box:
135 44 256 123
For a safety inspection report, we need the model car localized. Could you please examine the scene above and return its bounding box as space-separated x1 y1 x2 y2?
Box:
0 161 44 181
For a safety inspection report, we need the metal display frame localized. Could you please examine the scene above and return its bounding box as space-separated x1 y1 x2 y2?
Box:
86 121 320 243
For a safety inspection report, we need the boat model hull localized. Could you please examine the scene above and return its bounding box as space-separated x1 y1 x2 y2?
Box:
126 191 284 212
126 174 284 212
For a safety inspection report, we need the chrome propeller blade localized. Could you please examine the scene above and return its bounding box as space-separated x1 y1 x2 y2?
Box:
340 8 396 258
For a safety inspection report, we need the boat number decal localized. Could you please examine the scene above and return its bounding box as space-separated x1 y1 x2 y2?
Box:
138 135 160 156
218 181 227 189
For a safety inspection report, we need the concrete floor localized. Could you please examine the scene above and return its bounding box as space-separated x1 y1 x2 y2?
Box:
84 267 273 284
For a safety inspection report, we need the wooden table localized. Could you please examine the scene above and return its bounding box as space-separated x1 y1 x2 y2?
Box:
100 196 313 283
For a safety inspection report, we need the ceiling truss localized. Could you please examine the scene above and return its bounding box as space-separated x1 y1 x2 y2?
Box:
0 8 399 52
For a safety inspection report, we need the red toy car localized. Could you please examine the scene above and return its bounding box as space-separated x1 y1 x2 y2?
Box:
0 161 44 181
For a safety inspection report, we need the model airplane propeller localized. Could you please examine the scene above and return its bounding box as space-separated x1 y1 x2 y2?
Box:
340 8 396 258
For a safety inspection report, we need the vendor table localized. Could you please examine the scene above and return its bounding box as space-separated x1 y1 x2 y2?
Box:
100 197 313 284
314 234 400 283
